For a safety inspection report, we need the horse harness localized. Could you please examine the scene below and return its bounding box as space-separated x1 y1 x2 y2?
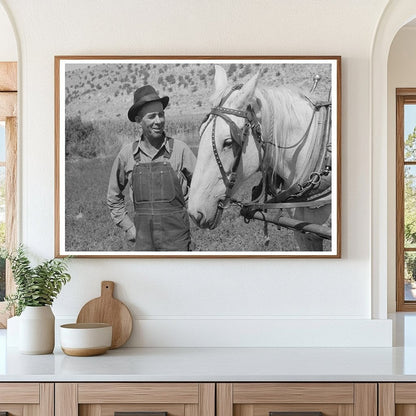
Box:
199 85 262 227
201 84 332 230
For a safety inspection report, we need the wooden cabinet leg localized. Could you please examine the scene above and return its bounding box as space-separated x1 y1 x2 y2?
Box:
217 384 233 416
56 383 78 416
199 384 215 416
354 384 377 416
379 384 395 416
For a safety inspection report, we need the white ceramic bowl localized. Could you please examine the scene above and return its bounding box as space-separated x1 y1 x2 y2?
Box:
60 323 112 356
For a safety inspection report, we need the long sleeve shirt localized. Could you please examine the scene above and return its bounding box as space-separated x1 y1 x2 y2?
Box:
107 136 196 232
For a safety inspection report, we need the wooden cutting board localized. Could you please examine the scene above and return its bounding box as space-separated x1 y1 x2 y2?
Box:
76 281 133 349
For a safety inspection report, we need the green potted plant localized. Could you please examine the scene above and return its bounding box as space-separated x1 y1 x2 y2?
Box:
4 246 71 354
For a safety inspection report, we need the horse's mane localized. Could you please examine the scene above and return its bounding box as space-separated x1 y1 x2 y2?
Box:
254 84 323 188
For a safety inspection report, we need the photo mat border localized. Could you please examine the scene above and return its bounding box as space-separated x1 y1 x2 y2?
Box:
54 55 341 258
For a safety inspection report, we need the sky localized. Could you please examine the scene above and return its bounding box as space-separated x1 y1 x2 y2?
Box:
405 104 416 139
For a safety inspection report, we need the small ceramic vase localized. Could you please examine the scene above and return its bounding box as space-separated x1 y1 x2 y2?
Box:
18 305 55 354
6 315 20 347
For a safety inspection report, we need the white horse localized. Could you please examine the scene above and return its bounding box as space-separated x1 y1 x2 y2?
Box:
188 65 332 251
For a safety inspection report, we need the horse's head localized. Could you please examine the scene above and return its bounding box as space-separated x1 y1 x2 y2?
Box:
188 65 263 229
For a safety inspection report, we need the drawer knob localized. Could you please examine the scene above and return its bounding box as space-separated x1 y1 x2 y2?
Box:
115 412 168 416
270 413 323 416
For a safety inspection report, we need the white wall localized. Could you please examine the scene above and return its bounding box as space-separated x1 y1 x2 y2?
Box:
0 2 16 61
387 26 416 312
0 0 394 347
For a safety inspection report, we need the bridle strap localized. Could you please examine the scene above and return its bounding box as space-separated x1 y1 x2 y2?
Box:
211 108 246 146
213 106 248 118
211 116 231 189
200 84 263 229
210 109 252 196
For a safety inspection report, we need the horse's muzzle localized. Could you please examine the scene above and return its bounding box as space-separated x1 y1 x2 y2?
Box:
189 210 211 229
188 206 224 230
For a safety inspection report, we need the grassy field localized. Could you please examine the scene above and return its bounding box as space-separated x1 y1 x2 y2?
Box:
65 153 330 252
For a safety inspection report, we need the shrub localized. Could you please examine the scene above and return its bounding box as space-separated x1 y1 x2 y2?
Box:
166 74 175 84
227 64 237 77
65 116 100 159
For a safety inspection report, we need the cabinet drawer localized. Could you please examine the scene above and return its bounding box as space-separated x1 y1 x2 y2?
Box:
78 383 200 403
0 383 53 415
56 383 215 416
218 383 376 416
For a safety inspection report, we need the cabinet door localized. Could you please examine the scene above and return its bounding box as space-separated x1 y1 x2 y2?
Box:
0 383 53 416
379 383 416 416
55 383 215 416
217 383 377 416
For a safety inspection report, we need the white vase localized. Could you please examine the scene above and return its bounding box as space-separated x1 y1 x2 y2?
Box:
19 306 55 354
6 315 20 347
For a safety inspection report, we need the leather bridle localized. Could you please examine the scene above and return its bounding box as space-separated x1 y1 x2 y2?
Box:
200 86 263 229
198 84 332 234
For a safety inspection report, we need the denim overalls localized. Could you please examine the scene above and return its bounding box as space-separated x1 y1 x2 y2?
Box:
131 140 191 251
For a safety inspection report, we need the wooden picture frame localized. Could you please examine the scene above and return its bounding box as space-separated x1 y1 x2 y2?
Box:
55 56 341 258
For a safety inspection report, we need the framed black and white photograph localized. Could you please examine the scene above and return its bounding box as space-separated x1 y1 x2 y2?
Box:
55 56 341 258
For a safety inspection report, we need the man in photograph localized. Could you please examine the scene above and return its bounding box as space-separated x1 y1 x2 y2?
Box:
107 85 196 251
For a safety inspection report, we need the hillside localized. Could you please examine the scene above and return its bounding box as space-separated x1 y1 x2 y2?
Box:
64 61 332 122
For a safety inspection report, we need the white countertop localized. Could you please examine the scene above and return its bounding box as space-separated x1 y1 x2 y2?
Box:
2 345 416 382
3 313 416 382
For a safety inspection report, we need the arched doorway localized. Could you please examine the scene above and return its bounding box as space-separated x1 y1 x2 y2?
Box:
371 1 416 318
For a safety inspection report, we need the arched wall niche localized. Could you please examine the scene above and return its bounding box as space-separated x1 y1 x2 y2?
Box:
387 18 416 313
0 0 18 61
371 0 416 318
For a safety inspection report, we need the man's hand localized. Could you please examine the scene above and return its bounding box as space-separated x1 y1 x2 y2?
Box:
126 225 136 242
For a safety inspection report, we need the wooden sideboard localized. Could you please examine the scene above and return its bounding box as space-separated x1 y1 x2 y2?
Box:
2 382 416 416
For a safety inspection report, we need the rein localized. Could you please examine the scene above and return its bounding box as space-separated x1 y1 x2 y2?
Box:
276 104 317 150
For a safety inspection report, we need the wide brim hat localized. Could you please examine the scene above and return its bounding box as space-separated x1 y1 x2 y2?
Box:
128 85 169 122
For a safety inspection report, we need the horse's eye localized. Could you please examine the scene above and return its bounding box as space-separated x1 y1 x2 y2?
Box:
223 138 233 149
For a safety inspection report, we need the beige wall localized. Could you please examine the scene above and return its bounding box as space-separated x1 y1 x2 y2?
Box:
0 0 396 346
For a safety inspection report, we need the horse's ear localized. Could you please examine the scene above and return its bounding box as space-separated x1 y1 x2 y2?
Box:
233 71 260 109
210 65 229 106
213 65 228 93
